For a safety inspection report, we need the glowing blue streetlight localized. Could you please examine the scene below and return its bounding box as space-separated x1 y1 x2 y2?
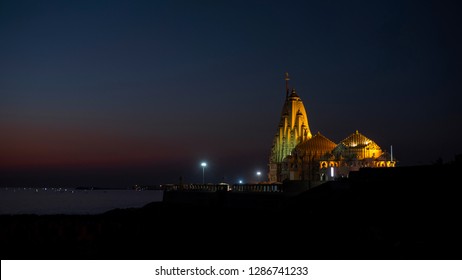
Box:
201 162 207 184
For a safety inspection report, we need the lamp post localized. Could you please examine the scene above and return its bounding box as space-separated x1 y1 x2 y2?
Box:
256 171 261 183
201 162 207 184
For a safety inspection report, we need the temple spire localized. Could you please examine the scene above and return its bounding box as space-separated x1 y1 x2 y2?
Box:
269 73 312 183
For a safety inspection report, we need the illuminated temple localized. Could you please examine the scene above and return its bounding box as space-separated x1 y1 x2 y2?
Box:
268 73 396 184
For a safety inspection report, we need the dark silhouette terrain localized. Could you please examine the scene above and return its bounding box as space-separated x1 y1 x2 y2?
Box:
1 160 461 260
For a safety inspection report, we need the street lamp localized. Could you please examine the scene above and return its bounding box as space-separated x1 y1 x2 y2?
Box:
256 171 261 183
201 162 207 184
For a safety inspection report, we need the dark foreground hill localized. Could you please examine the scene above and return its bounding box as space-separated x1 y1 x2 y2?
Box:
1 162 461 260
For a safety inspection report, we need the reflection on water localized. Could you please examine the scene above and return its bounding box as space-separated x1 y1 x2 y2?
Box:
0 188 163 215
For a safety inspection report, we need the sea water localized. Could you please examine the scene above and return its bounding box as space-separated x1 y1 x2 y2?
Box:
0 187 163 215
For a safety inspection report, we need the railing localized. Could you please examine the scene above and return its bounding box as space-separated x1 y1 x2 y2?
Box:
230 184 282 192
162 183 283 193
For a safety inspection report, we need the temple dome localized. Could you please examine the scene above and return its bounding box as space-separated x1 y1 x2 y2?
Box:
295 132 337 158
337 130 379 148
333 130 382 159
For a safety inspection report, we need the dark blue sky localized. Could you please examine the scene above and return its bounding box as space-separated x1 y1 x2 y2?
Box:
1 0 461 187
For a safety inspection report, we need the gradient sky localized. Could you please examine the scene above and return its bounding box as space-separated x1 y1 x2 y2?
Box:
1 0 461 188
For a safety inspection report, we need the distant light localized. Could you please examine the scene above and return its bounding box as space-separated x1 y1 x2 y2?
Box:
330 167 334 177
239 180 243 184
201 162 207 167
256 171 261 176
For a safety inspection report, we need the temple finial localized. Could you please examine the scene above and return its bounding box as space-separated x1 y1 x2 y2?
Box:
285 72 290 99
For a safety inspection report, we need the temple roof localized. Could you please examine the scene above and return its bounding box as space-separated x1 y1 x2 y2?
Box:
295 132 337 154
337 130 380 149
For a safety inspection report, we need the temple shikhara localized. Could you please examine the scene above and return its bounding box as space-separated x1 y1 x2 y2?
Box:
268 73 396 184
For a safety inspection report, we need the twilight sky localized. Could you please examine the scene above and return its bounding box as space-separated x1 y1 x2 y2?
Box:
1 0 461 188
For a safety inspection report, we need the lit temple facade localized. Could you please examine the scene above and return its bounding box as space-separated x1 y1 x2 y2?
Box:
268 73 312 183
268 74 396 184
